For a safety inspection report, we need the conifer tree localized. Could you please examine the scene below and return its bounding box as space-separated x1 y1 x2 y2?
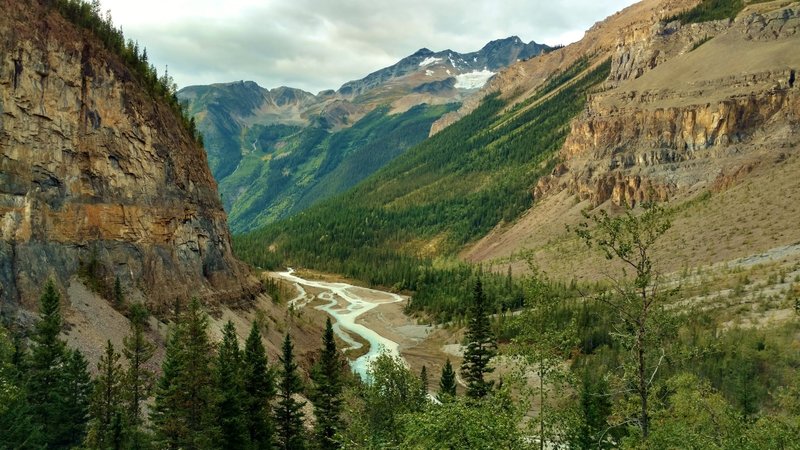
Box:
122 303 155 440
275 333 306 450
460 279 497 399
152 298 217 449
87 340 124 449
0 324 43 449
419 365 429 401
27 280 92 448
243 322 275 449
438 358 457 401
311 318 343 450
215 320 249 448
114 275 124 306
60 348 93 447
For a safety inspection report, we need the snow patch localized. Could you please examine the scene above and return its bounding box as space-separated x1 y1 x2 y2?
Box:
454 69 495 89
419 57 442 67
425 69 434 76
446 69 451 75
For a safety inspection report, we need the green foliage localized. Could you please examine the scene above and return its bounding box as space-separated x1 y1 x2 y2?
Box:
242 323 276 449
234 59 611 321
26 280 93 448
437 358 457 401
221 103 459 232
576 204 675 439
87 340 125 449
51 0 203 145
121 303 156 450
636 373 746 449
665 0 771 24
214 321 249 449
461 279 497 399
0 323 44 449
311 318 344 450
360 352 426 446
151 298 217 449
400 390 526 449
274 334 307 450
61 348 93 447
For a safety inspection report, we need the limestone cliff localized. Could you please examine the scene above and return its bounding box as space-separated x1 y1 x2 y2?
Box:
0 0 259 314
537 2 800 207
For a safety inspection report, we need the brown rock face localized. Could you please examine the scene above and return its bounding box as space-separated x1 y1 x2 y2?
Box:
537 3 800 207
0 1 259 312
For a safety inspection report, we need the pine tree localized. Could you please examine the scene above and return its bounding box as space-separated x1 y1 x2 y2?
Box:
243 322 275 449
122 303 155 447
87 340 125 449
152 298 217 449
215 321 249 448
27 280 92 448
275 334 306 450
460 279 497 399
114 275 124 306
59 348 92 447
0 324 43 449
419 365 429 401
311 318 343 450
151 322 187 450
438 358 457 401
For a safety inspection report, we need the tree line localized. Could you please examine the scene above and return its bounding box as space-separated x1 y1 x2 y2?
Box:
49 0 204 145
0 284 346 450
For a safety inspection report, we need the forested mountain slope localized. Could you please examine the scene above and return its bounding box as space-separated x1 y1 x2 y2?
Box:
179 37 549 232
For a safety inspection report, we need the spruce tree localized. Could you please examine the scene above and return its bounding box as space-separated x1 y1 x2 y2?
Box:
243 322 275 449
438 358 457 401
87 340 125 449
214 321 249 448
0 324 43 449
122 303 155 447
27 280 92 448
311 318 343 450
59 348 92 447
152 298 217 449
419 365 429 400
114 275 124 306
460 279 497 399
275 333 306 450
151 321 187 449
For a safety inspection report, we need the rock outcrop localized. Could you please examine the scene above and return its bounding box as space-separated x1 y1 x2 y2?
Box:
537 3 800 207
0 0 259 314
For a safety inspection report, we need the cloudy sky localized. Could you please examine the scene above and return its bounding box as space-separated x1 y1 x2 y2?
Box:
99 0 638 94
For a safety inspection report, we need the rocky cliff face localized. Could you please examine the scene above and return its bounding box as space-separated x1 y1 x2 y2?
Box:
0 0 259 314
536 3 800 207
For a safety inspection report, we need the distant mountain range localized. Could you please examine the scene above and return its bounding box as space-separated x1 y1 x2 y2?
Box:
178 36 550 232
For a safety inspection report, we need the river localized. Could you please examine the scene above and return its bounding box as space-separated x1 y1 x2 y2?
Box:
273 269 407 379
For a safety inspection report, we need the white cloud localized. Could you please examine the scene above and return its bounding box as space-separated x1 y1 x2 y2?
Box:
98 0 638 93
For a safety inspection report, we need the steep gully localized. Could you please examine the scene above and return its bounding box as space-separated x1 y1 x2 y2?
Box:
274 269 406 379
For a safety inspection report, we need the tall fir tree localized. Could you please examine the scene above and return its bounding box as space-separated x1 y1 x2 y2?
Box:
275 333 306 450
122 303 155 448
243 322 275 449
438 358 457 401
60 348 93 447
419 365 429 400
311 317 343 450
87 340 125 449
27 280 92 448
151 298 217 449
214 320 249 448
460 279 497 399
0 323 43 449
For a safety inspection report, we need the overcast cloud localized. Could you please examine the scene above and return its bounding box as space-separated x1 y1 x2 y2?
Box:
99 0 638 93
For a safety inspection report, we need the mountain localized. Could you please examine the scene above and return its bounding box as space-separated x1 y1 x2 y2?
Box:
178 37 549 232
0 0 258 314
237 0 800 297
